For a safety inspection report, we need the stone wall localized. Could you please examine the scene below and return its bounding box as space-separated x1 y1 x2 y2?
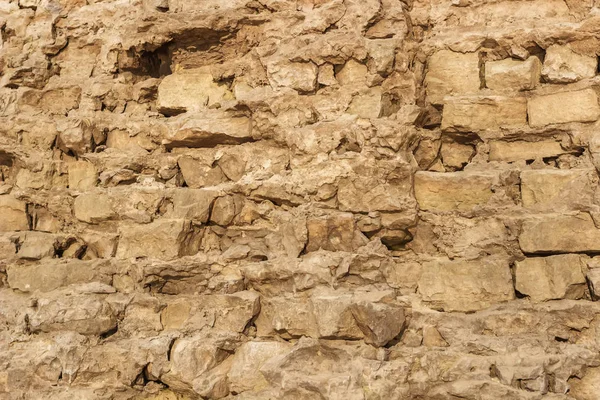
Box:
1 0 600 398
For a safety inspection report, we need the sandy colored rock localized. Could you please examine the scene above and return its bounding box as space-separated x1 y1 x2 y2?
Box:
74 193 115 223
485 56 541 90
157 68 233 116
414 171 500 212
520 169 597 211
0 195 29 232
528 89 600 127
67 161 98 190
441 96 527 131
488 140 565 162
542 45 597 83
520 213 600 254
266 60 318 92
515 255 587 302
425 50 480 104
116 219 202 260
418 258 514 312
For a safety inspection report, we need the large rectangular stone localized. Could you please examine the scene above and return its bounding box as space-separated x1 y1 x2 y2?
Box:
519 213 600 253
418 258 514 312
116 219 202 260
514 255 587 302
441 96 527 131
0 195 29 232
528 89 600 127
488 140 565 162
542 45 597 84
425 50 480 104
520 169 596 211
414 171 504 212
485 56 541 91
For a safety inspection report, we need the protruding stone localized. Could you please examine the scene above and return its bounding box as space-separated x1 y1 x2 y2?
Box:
68 161 98 190
425 50 480 104
488 140 565 162
520 169 597 211
485 56 541 90
542 45 597 83
528 89 600 127
0 195 29 232
266 60 318 92
441 96 527 131
418 258 514 312
519 213 600 254
514 255 587 302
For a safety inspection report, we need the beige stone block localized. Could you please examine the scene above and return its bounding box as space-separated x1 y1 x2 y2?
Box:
161 292 260 333
74 193 115 224
418 258 514 312
514 255 587 302
441 96 527 131
0 195 29 232
542 45 597 83
425 50 480 104
68 161 97 190
227 341 292 394
414 171 498 212
519 213 600 253
266 60 318 92
306 213 368 252
570 367 600 400
157 68 233 116
16 232 56 260
528 89 600 127
336 59 368 86
488 140 565 162
116 219 202 260
520 169 597 211
164 114 253 149
485 56 541 90
347 87 382 119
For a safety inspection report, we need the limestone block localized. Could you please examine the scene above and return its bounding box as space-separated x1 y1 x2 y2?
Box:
528 89 600 127
266 60 318 92
16 232 55 260
520 169 597 211
542 45 597 83
306 213 368 252
425 50 480 104
414 171 499 212
485 56 541 91
68 161 97 190
7 259 113 292
161 291 260 333
163 113 253 149
514 255 587 302
29 294 117 335
157 68 233 116
488 140 565 162
418 258 514 312
178 155 227 188
0 195 29 232
349 300 406 347
166 189 217 224
227 341 292 394
441 96 527 131
336 59 368 86
116 219 202 260
519 213 600 253
74 193 115 224
570 367 600 400
347 87 383 119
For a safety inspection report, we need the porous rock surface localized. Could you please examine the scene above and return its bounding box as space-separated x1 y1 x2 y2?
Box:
2 0 600 399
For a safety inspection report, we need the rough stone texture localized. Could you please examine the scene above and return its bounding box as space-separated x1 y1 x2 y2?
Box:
528 89 600 127
4 0 600 399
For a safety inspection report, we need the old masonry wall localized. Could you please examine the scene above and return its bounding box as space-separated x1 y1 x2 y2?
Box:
2 0 600 398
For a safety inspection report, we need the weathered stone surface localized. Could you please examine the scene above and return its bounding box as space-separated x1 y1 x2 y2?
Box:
520 213 600 254
515 255 587 302
7 0 600 398
441 96 528 131
157 68 233 116
542 45 597 83
520 169 597 211
414 171 506 212
488 140 565 162
0 195 29 232
425 50 480 104
485 56 541 91
116 219 202 260
418 258 514 312
528 89 600 127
